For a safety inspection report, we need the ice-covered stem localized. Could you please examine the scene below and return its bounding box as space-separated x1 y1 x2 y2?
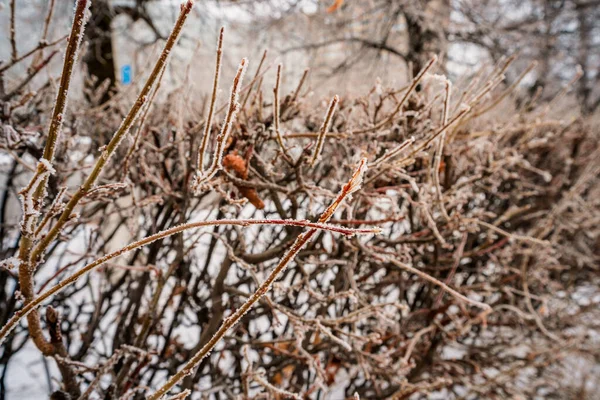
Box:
149 158 369 399
193 58 248 189
197 27 224 172
309 95 339 167
289 68 309 104
432 80 452 221
240 49 268 112
365 104 471 187
0 217 378 346
18 0 88 240
29 0 195 269
369 137 415 168
446 74 506 141
15 0 90 357
41 0 88 163
41 0 57 44
122 66 166 179
365 248 491 310
472 61 537 118
9 0 17 61
253 370 302 400
395 104 471 165
540 66 583 117
353 56 436 134
272 64 294 162
0 34 66 74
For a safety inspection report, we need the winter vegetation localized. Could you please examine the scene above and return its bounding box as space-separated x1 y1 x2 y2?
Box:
0 0 599 399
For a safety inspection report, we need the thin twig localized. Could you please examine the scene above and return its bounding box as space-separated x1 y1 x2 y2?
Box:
309 95 339 167
197 27 224 172
0 217 379 346
149 158 369 399
193 58 248 189
29 0 195 267
273 64 294 162
352 56 436 134
432 80 452 221
9 0 18 61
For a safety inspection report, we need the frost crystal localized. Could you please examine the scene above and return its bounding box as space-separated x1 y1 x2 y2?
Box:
0 258 20 270
38 158 56 175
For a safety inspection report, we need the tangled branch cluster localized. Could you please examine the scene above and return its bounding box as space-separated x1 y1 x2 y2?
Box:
0 1 598 399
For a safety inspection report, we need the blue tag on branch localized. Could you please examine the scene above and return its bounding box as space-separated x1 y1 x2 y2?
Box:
121 65 132 85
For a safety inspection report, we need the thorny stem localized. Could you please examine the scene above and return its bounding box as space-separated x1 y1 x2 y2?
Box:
149 158 369 399
0 217 378 347
309 95 339 167
197 27 224 172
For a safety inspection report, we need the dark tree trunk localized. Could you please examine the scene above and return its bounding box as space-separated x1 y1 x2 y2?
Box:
405 0 450 77
577 6 592 114
84 0 116 102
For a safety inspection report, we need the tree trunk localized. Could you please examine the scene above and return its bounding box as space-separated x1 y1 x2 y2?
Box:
84 0 116 102
577 5 592 114
405 0 450 77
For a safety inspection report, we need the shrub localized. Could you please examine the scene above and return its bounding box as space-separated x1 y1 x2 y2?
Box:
1 1 598 399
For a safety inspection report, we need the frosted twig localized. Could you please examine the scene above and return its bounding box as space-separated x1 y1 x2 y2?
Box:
315 320 352 351
290 68 309 104
253 370 302 400
9 0 17 62
432 80 452 221
395 105 471 165
148 158 369 399
401 325 435 364
365 247 491 310
272 64 294 162
197 27 224 172
0 217 378 346
352 56 437 134
193 58 248 190
369 137 415 168
465 218 550 247
240 49 268 112
309 95 339 167
122 65 166 179
29 0 195 268
164 391 191 400
472 61 537 118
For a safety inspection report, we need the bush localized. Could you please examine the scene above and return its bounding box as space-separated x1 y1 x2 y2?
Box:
1 1 598 399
